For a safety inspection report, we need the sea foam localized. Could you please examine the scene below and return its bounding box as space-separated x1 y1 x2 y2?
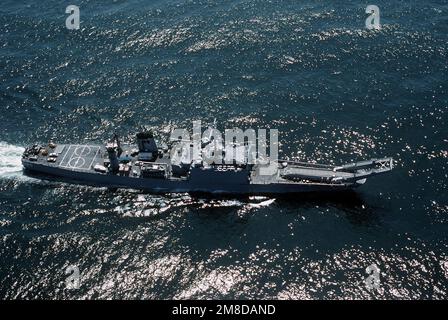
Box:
0 142 24 176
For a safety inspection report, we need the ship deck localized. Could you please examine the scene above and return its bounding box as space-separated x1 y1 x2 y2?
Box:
57 144 102 171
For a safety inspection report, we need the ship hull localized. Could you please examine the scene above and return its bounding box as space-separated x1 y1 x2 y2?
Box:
22 160 356 195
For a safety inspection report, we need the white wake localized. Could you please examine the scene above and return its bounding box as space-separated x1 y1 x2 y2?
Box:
0 141 24 176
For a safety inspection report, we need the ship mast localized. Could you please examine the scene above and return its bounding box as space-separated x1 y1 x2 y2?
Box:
113 132 122 156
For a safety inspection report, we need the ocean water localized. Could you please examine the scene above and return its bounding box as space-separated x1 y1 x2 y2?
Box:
0 0 447 299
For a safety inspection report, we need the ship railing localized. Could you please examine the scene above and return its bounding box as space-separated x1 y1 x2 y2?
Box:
276 159 335 169
333 157 393 172
277 157 393 172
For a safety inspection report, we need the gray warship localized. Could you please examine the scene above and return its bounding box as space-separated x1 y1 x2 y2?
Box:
22 131 393 195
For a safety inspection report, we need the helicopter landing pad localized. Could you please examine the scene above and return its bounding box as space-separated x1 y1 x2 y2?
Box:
58 145 101 170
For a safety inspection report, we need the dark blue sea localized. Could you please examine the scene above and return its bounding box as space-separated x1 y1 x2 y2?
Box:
1 0 447 299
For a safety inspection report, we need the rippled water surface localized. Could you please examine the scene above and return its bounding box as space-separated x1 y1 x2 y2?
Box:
0 0 447 299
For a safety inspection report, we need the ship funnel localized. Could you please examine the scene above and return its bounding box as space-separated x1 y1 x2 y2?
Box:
136 131 158 161
136 131 157 152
